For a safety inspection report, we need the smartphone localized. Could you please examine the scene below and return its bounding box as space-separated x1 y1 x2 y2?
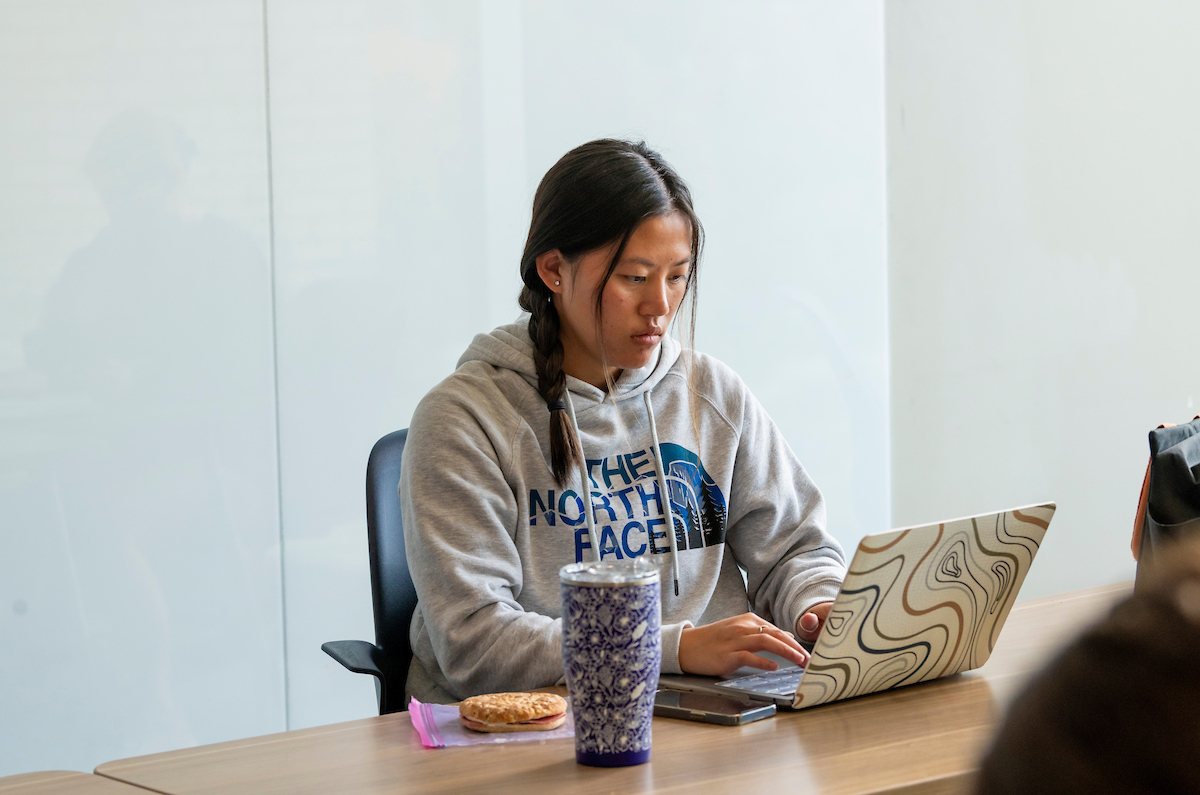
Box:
653 689 776 726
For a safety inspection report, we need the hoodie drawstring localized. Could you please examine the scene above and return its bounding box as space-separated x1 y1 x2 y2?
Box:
561 389 681 595
563 392 602 564
644 391 681 597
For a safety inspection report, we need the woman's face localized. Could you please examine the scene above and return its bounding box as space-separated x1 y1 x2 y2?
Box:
547 212 692 390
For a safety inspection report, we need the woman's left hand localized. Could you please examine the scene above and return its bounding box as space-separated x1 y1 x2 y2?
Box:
795 601 834 643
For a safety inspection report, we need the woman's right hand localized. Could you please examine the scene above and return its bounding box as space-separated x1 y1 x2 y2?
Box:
677 613 810 678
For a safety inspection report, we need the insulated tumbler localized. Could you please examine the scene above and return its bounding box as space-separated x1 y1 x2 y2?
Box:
560 559 662 767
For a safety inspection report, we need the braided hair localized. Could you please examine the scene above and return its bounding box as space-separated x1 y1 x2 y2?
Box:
517 139 703 485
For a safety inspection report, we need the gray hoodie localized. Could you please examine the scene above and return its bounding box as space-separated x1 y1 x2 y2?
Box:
401 321 846 703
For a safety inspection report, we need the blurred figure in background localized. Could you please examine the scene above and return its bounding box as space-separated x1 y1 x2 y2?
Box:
16 108 275 749
976 537 1200 795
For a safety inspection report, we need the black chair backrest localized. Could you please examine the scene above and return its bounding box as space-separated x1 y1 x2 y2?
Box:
365 428 417 713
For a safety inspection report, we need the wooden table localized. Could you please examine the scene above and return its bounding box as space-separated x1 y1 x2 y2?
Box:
94 582 1131 795
0 771 151 794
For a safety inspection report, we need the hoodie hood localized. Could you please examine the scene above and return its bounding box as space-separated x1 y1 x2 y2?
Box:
457 319 683 408
457 318 687 592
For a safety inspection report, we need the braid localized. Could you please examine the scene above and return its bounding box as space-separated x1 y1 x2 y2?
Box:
520 286 582 486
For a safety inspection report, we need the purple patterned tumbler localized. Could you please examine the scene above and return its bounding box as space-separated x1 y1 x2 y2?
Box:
560 559 662 767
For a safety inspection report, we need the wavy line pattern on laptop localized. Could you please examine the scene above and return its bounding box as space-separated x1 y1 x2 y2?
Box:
795 504 1052 708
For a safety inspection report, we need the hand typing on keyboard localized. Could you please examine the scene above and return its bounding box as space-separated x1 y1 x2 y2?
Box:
678 613 811 678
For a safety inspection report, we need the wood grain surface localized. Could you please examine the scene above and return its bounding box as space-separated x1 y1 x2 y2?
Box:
94 582 1131 795
0 771 150 794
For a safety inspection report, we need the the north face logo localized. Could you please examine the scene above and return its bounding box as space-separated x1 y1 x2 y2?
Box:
528 443 727 563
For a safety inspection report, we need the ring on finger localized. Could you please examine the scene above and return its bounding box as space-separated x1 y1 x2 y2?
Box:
758 625 767 634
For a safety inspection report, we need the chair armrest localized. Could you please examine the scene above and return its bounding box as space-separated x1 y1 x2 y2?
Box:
322 640 384 679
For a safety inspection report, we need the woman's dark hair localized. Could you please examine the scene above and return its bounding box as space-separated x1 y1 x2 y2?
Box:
518 139 704 486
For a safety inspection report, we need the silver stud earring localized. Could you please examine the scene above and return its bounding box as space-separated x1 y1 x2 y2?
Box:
554 280 560 286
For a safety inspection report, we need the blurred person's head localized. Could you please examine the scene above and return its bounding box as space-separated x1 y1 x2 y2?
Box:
85 108 196 218
976 538 1200 794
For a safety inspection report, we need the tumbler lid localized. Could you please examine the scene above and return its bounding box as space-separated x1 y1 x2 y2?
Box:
559 558 660 586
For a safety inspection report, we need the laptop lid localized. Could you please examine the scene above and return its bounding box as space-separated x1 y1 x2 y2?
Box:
793 502 1055 708
657 503 1055 709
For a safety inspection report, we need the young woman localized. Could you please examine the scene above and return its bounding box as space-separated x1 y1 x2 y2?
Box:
401 139 847 703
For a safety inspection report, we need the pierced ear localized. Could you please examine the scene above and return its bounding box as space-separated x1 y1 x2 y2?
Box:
535 250 566 294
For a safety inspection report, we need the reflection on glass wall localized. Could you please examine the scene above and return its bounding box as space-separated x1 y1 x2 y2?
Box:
0 2 282 775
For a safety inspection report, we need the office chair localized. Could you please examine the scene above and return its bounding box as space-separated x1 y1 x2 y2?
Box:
322 428 417 714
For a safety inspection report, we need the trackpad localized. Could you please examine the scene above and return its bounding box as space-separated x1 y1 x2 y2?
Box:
725 651 799 680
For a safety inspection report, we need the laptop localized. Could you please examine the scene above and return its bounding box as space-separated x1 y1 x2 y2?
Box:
659 502 1055 709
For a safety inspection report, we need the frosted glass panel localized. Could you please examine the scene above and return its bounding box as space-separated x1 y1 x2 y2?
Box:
0 1 283 775
521 0 891 550
887 1 1200 597
268 0 887 729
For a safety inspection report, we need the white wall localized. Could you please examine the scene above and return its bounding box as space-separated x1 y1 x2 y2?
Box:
0 0 284 776
269 0 889 729
887 1 1200 597
0 0 888 772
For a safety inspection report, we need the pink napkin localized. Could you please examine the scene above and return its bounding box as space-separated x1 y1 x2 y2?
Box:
408 697 575 748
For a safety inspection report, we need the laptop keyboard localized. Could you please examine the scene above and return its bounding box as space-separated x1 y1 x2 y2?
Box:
715 666 805 696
